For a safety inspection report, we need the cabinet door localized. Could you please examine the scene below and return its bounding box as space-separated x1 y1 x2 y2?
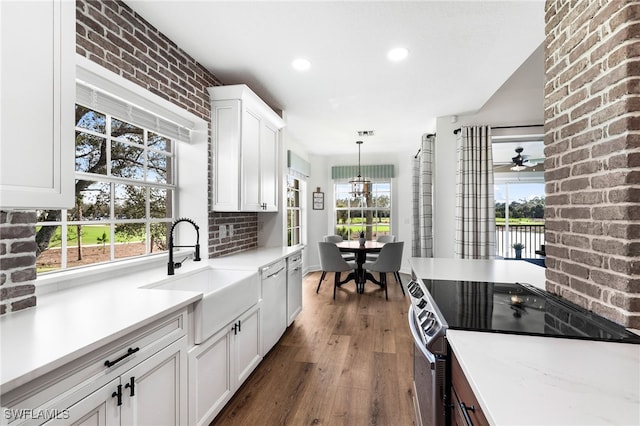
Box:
120 337 188 426
212 100 241 211
188 328 232 426
234 306 261 385
259 121 279 211
0 0 75 209
287 256 303 325
451 351 489 426
41 378 120 426
240 107 261 211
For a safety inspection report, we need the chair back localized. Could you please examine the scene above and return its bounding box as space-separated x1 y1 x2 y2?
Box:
323 235 343 243
376 235 396 243
369 241 404 272
318 241 352 272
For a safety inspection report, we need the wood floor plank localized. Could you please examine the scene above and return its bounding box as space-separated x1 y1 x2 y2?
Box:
210 271 416 426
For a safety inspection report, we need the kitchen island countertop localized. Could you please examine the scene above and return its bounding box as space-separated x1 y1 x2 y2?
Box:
409 257 640 426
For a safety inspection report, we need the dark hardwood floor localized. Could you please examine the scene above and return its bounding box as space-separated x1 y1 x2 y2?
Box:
210 270 417 426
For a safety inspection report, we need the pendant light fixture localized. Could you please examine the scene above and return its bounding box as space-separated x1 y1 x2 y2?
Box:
349 140 371 199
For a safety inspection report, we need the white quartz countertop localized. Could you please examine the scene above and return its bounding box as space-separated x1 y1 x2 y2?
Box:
208 246 303 270
448 330 640 425
409 257 547 289
409 257 640 426
1 246 302 394
0 265 201 394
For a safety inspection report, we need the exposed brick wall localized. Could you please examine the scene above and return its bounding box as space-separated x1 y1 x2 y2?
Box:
0 0 260 315
76 0 221 123
76 0 258 257
209 212 259 257
0 211 38 314
544 0 640 328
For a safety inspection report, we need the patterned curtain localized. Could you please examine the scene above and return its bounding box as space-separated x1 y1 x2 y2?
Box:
455 126 496 259
412 134 434 257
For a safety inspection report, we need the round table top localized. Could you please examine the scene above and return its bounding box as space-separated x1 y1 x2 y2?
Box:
335 240 385 252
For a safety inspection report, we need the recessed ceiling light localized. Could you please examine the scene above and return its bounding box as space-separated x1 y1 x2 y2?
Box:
292 58 311 71
387 47 408 62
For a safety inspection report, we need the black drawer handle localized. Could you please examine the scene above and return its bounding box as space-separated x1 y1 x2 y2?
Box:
105 347 140 368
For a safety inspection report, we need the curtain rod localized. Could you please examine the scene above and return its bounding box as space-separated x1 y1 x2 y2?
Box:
452 124 544 135
415 133 436 158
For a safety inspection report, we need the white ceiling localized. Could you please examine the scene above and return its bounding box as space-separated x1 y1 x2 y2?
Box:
125 0 545 156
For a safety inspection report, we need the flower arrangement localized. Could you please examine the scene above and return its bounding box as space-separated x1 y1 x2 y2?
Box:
512 242 525 250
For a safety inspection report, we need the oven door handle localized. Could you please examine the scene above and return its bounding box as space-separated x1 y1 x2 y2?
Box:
408 305 437 365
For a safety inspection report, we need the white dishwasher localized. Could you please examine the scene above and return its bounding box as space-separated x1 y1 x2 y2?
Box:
260 259 287 355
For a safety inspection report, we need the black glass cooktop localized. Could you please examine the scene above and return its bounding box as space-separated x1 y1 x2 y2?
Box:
422 279 640 344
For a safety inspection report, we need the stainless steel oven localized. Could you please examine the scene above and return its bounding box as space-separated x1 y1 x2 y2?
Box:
408 305 447 426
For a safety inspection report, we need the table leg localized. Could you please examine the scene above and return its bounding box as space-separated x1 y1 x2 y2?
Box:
356 251 367 293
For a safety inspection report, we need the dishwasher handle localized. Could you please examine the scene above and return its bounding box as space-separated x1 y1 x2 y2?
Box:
265 266 285 279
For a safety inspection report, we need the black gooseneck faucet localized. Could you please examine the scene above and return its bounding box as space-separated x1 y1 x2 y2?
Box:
168 217 201 275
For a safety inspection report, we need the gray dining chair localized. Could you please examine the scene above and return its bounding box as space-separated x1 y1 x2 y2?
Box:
317 241 357 299
362 241 405 300
366 235 396 262
323 234 355 261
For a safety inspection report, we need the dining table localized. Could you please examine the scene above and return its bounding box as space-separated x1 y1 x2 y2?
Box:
335 240 385 293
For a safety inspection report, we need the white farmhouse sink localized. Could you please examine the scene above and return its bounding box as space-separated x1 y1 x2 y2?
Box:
147 268 259 343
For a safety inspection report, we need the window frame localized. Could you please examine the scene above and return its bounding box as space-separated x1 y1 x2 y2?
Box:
333 179 392 241
286 175 303 247
34 56 208 293
36 106 178 274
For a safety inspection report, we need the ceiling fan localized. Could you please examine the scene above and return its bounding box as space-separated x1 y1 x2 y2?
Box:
510 147 542 171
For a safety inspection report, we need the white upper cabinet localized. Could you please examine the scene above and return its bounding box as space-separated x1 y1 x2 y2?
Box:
0 0 75 209
208 85 285 212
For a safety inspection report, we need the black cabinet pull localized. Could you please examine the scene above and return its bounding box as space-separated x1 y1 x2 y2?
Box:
124 376 135 397
460 402 475 426
237 320 241 333
112 384 123 406
232 323 238 335
104 347 140 368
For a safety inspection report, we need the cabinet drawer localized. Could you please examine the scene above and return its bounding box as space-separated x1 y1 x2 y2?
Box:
287 252 302 270
451 352 489 426
2 309 187 424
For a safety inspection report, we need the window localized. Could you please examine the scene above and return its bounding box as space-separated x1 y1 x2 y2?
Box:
36 105 176 273
494 181 545 258
492 137 545 259
286 175 302 246
334 181 391 241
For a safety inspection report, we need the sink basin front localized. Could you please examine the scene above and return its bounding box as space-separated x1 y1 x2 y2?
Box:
150 268 259 343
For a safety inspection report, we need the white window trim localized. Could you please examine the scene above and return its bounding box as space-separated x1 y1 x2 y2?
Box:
333 179 393 240
36 56 209 296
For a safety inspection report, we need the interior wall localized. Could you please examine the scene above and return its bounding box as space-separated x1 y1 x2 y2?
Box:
304 149 415 274
433 43 545 258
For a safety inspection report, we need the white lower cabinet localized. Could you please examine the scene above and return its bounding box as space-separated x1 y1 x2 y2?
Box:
120 337 187 425
43 338 187 426
2 309 188 426
48 378 120 426
188 304 261 426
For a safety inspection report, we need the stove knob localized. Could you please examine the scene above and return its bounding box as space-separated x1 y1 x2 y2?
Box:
421 318 434 332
